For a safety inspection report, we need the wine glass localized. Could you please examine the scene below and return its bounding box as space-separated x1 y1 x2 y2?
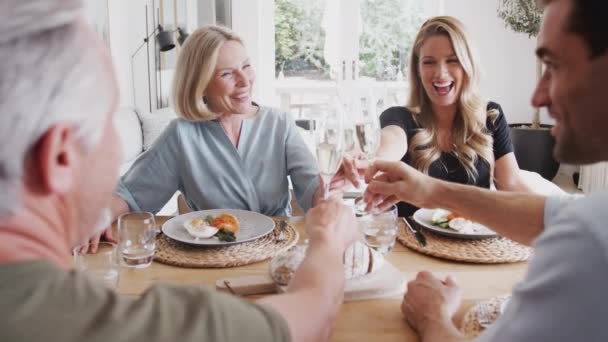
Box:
315 99 345 199
343 120 356 156
355 112 380 159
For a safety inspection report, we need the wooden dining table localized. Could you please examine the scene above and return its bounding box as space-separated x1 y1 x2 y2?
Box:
116 216 528 342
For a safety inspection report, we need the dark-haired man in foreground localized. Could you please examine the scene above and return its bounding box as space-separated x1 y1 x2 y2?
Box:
364 0 608 341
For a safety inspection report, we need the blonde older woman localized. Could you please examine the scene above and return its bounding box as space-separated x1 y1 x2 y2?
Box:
347 16 532 217
107 25 343 226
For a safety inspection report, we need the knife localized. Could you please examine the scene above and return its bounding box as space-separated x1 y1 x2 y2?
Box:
402 217 427 247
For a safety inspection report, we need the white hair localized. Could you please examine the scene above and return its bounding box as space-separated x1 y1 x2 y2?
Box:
0 0 118 216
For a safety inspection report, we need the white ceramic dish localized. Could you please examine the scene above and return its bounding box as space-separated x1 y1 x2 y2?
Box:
162 209 275 246
412 208 497 239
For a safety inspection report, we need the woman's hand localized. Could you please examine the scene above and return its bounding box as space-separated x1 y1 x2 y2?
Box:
312 175 348 205
339 152 371 189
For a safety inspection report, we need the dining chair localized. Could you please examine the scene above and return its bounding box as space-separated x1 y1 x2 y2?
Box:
177 193 193 215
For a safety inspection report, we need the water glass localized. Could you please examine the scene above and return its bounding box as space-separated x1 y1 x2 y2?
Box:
73 242 120 290
358 205 398 255
118 212 156 269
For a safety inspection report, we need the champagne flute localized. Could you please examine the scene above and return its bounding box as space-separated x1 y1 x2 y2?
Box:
343 122 356 156
355 117 380 160
315 99 345 199
349 98 380 192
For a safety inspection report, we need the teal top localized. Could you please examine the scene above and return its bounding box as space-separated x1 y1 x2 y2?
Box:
116 106 320 216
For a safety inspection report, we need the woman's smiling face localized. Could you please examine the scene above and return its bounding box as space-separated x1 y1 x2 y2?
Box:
418 35 464 110
205 40 256 115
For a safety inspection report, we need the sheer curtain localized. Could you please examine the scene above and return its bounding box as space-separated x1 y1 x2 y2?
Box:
579 163 608 193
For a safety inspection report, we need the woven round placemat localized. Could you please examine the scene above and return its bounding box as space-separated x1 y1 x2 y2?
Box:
397 220 532 263
460 295 511 338
155 219 299 268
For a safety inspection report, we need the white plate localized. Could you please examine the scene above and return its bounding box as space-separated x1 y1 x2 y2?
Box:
161 209 275 246
412 208 497 239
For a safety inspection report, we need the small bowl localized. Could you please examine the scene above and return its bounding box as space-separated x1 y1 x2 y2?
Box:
183 219 219 239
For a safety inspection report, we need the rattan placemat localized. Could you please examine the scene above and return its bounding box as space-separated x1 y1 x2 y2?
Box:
397 220 532 264
155 219 299 268
460 295 511 338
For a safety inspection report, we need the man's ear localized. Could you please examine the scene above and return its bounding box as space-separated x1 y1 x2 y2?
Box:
35 124 82 195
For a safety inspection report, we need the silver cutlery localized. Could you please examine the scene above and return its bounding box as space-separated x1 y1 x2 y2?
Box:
402 217 427 247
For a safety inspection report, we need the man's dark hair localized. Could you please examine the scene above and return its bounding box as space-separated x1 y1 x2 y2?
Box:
543 0 608 57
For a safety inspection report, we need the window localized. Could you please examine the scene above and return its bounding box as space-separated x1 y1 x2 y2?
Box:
273 0 440 119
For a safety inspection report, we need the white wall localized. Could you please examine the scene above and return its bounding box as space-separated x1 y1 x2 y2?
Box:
444 0 552 125
107 0 132 107
107 0 156 110
232 0 276 106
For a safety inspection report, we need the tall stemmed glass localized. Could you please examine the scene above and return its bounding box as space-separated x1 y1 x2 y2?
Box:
354 98 381 160
315 98 345 199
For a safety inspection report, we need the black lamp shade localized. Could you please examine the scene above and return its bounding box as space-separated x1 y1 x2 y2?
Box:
156 27 175 52
177 28 189 46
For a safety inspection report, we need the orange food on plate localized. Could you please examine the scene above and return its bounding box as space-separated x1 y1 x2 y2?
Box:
211 214 240 233
447 212 464 221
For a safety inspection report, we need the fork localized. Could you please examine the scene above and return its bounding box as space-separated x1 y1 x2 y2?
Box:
275 220 288 243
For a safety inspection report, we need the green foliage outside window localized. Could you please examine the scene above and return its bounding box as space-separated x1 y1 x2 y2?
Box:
359 0 423 81
497 0 543 37
275 0 329 79
275 0 424 81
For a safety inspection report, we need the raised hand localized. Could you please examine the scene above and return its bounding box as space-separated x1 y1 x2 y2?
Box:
305 197 358 252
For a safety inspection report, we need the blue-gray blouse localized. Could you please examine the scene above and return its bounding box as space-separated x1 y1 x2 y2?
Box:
116 106 320 216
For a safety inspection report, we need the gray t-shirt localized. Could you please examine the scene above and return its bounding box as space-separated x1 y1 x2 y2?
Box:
477 191 608 342
0 261 290 342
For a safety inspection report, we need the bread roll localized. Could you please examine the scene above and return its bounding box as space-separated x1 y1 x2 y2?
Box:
270 242 384 286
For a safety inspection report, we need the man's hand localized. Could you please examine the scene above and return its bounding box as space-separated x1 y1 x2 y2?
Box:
363 160 438 211
305 198 358 252
83 227 117 253
401 272 462 335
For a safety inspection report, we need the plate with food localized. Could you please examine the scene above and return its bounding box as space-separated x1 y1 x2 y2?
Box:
412 208 497 239
161 209 275 246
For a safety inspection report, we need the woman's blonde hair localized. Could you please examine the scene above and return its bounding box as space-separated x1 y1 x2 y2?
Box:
407 16 497 181
172 25 243 121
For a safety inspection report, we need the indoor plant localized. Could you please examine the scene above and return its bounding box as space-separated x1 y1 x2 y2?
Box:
498 0 560 180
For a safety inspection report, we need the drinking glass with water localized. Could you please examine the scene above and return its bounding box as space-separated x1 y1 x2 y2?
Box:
118 212 156 269
358 205 398 255
73 242 120 290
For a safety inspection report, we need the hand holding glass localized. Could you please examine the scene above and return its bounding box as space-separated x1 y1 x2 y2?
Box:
357 204 398 255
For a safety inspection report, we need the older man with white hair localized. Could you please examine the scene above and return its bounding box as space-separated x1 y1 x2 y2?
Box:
0 1 358 341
